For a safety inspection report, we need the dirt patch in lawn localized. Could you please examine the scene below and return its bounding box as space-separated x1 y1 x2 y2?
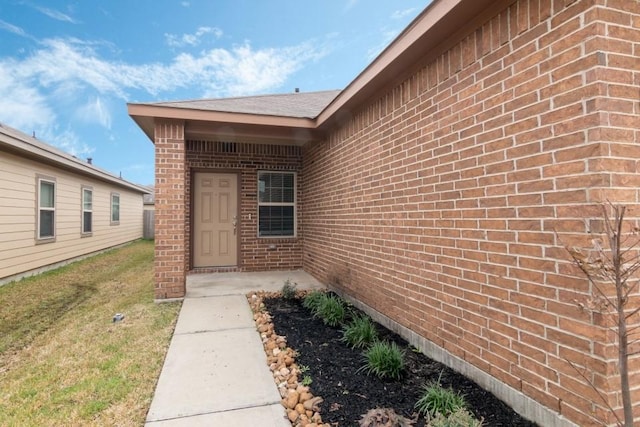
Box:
263 295 538 427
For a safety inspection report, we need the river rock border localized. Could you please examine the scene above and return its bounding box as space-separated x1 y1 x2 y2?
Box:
248 292 330 427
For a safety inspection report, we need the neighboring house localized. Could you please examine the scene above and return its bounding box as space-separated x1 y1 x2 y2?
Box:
143 190 155 211
142 187 155 239
128 1 640 426
0 123 149 284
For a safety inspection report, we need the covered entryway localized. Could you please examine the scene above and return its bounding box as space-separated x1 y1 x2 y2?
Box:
193 172 238 267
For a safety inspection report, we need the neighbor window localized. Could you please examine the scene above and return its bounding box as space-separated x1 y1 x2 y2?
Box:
82 187 93 234
257 171 295 237
111 193 120 224
37 177 56 241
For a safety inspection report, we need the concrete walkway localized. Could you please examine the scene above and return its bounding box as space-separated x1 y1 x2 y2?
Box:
145 270 324 426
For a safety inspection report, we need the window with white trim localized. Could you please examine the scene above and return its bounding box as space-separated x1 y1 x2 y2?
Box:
258 171 295 237
82 187 93 234
111 193 120 224
37 178 56 240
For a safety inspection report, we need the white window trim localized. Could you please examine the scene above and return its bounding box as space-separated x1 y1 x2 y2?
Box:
36 176 56 243
81 186 93 236
110 192 120 225
257 171 296 238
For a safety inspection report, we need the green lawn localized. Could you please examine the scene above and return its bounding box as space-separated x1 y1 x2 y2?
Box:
0 240 181 426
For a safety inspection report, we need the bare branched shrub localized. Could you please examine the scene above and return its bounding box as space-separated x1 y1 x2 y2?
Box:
565 202 640 426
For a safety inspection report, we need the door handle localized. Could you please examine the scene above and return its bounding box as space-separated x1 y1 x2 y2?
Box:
232 215 237 235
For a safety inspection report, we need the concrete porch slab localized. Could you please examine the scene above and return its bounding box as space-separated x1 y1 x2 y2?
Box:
186 269 324 298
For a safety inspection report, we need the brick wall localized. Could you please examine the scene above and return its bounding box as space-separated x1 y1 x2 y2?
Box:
185 141 303 272
154 120 187 299
302 0 640 425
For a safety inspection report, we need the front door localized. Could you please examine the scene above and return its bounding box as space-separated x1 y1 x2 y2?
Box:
193 172 238 267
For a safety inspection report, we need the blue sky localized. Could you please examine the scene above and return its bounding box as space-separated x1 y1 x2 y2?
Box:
0 1 428 185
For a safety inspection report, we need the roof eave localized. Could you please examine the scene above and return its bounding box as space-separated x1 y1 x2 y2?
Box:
127 103 319 144
0 129 149 194
128 0 500 143
316 0 498 127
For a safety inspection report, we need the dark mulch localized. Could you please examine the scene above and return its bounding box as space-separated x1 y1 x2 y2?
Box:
264 295 538 427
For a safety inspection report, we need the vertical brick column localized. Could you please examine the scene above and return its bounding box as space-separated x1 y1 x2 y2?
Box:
154 120 186 299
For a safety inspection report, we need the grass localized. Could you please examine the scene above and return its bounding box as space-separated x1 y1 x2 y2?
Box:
341 314 378 349
0 240 181 426
415 374 467 420
302 290 325 313
313 293 346 327
359 340 405 380
428 408 484 427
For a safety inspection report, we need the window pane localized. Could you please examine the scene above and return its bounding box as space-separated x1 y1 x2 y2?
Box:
258 174 269 203
259 206 294 236
258 172 294 203
259 187 270 203
83 189 92 210
83 212 92 233
270 188 283 202
40 181 55 208
282 173 294 188
283 188 294 203
271 173 283 187
39 211 54 238
112 195 120 222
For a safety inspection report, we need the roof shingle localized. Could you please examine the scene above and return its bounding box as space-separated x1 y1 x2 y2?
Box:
149 89 341 119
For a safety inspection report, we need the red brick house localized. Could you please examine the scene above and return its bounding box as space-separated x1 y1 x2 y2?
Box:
129 0 640 425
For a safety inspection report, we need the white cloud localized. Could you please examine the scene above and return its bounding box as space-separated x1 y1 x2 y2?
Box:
34 6 77 23
165 26 223 47
0 65 92 157
45 128 94 158
391 8 417 20
0 35 328 163
0 19 27 37
172 42 328 97
0 65 55 131
3 37 326 99
74 97 112 129
17 39 130 97
367 29 401 60
344 0 358 12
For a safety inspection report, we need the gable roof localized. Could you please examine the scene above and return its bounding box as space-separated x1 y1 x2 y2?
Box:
149 90 341 119
0 122 149 194
128 0 497 143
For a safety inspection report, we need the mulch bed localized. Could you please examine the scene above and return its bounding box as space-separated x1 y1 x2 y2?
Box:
264 295 538 427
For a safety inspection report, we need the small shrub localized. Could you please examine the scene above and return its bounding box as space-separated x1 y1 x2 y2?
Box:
359 341 405 380
302 290 325 314
301 375 313 386
415 376 466 419
342 314 378 349
281 279 297 300
428 408 483 427
315 294 346 327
